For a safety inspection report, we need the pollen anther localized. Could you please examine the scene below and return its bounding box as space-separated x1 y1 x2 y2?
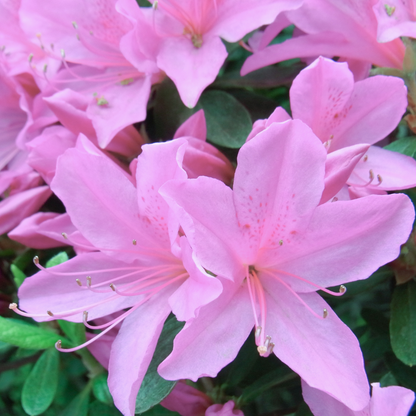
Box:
9 303 17 310
33 256 40 265
323 308 328 318
47 310 54 316
76 279 82 287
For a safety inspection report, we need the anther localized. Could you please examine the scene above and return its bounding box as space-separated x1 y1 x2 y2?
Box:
33 256 39 265
369 169 374 181
72 21 78 29
110 283 116 292
83 311 88 322
363 155 368 162
86 276 91 287
264 335 271 348
9 303 17 310
339 285 346 294
62 232 68 239
76 279 82 287
323 309 328 318
47 311 54 316
257 345 267 355
153 0 158 9
331 197 338 202
56 340 62 349
96 96 109 106
43 64 48 73
60 49 65 59
279 240 283 246
377 174 383 184
267 342 275 355
323 139 332 151
384 4 396 16
28 53 34 63
50 43 54 50
255 326 262 338
132 239 137 245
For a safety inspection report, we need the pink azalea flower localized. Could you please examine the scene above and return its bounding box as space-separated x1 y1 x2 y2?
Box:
158 119 414 411
302 380 415 416
120 0 303 107
373 0 416 42
241 0 406 76
247 57 416 200
14 137 222 416
18 0 161 147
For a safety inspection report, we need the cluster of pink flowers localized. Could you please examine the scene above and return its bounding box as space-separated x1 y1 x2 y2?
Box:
2 0 416 415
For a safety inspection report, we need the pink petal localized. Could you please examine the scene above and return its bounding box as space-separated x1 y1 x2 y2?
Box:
174 110 207 141
8 212 66 249
157 36 228 108
320 144 370 204
108 288 175 416
18 253 142 322
261 193 414 291
262 280 370 411
348 145 416 191
0 186 51 235
158 278 253 381
370 382 415 416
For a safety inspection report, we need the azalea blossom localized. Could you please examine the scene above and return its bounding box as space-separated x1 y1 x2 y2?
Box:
120 0 304 107
13 137 222 416
158 119 414 411
241 0 406 76
247 57 416 200
302 380 415 416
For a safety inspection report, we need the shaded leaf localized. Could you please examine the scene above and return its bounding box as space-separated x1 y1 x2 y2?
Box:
57 320 86 346
139 404 180 416
60 384 91 416
197 90 252 148
93 373 113 405
0 317 63 350
89 401 122 416
10 264 25 288
390 280 416 365
46 252 68 268
135 316 184 414
21 348 59 415
385 353 416 391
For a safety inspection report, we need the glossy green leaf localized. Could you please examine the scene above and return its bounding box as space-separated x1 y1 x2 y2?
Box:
390 279 416 365
61 384 91 416
10 264 25 288
197 90 252 148
0 317 62 350
93 373 113 405
89 401 122 416
384 137 416 158
21 348 59 415
135 316 184 414
46 251 69 268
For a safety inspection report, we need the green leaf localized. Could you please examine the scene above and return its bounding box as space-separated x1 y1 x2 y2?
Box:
46 252 69 268
139 404 180 416
196 90 252 148
135 316 184 414
21 348 59 415
385 353 416 391
379 371 398 387
390 279 416 365
89 401 122 416
93 374 113 405
61 384 91 416
153 78 195 140
57 320 86 346
384 137 416 158
0 317 63 350
10 264 26 288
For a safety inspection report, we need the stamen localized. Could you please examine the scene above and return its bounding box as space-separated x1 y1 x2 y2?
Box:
238 40 253 53
83 311 88 322
76 279 82 286
363 155 368 162
86 276 91 287
377 174 383 184
33 256 39 265
279 240 283 246
72 21 78 29
331 197 338 202
28 53 34 63
60 49 65 59
47 311 54 317
323 139 332 151
323 309 328 318
132 239 137 245
110 283 116 291
62 232 68 239
255 325 262 338
339 285 346 294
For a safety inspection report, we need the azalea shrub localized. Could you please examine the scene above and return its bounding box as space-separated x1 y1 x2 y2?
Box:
1 1 416 416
